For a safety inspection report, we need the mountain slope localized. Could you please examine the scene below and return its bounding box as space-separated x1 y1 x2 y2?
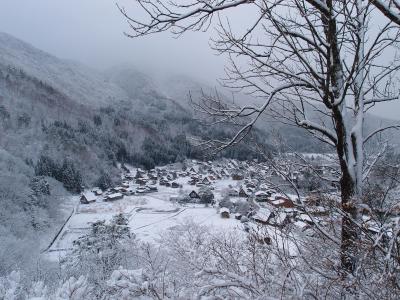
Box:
0 33 266 192
0 32 128 107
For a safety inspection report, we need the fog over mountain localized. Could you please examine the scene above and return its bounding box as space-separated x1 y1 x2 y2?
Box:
0 0 399 120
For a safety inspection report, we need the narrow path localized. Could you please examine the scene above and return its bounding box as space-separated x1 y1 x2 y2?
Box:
41 205 76 253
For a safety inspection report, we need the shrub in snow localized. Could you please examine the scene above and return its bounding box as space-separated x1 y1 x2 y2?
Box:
63 214 136 297
0 105 11 122
29 176 50 196
106 268 150 299
95 171 112 191
218 196 234 211
0 271 22 300
56 276 90 300
236 200 251 216
27 281 48 300
199 187 215 206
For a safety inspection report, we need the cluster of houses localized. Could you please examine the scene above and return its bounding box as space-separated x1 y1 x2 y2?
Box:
80 169 159 204
79 158 340 231
218 187 333 234
77 157 395 240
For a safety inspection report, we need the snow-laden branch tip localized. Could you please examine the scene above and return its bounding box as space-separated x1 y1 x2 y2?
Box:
297 120 338 145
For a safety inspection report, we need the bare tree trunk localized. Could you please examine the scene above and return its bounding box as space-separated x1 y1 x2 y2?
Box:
339 162 360 276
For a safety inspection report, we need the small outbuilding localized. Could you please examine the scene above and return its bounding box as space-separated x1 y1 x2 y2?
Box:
171 182 180 188
220 207 230 218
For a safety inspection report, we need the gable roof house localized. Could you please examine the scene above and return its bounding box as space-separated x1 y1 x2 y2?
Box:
189 190 200 199
221 169 230 177
202 177 211 185
252 208 273 224
228 188 239 197
80 191 97 204
239 187 250 198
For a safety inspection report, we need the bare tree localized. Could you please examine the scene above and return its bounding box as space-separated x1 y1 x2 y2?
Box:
119 0 400 276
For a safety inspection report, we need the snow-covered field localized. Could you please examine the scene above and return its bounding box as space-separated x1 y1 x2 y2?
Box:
45 178 244 261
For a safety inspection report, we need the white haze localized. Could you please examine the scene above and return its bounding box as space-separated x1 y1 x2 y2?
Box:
0 0 399 120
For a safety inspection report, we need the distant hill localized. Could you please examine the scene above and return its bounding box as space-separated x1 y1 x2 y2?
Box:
0 32 128 107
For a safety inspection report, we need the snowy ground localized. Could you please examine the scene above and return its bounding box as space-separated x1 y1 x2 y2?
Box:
44 178 244 261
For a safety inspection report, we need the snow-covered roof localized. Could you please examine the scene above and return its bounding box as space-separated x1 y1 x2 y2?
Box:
271 199 286 205
253 208 272 222
255 191 268 196
294 220 309 229
220 207 230 214
297 214 312 223
107 193 123 199
82 191 96 202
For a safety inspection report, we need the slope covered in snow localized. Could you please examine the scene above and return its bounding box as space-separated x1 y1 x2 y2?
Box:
0 32 128 107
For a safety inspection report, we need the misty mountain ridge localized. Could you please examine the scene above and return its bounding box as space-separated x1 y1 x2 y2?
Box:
0 32 129 107
0 32 271 187
1 31 395 180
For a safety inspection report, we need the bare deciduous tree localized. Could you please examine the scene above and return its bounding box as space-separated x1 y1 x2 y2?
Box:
119 0 400 276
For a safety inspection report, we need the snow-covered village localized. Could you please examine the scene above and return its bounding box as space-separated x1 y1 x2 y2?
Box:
47 157 341 256
1 1 400 299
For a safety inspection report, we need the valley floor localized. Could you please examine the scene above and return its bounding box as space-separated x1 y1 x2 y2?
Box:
45 178 243 260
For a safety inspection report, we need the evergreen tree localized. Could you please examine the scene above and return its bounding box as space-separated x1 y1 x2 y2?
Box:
34 155 57 177
95 171 112 190
59 160 83 193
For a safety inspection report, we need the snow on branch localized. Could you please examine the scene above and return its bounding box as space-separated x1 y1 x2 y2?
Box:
297 119 338 145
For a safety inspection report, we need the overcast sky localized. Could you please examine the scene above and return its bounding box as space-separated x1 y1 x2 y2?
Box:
0 0 229 82
0 0 399 120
